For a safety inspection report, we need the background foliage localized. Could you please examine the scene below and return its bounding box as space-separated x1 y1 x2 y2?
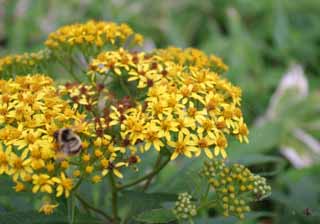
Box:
1 0 320 223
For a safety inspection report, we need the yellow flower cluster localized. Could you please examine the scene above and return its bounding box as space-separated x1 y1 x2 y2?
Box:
88 48 248 160
58 82 141 180
156 47 229 73
0 75 93 206
45 20 143 50
0 49 50 77
201 160 271 219
0 20 254 218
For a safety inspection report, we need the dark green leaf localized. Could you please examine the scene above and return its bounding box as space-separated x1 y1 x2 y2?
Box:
134 208 176 223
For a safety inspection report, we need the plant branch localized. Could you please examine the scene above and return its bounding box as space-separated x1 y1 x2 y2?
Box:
142 153 163 191
109 173 119 221
75 193 113 222
117 155 171 190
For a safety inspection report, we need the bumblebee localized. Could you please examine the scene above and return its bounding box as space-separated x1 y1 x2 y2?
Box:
54 128 82 156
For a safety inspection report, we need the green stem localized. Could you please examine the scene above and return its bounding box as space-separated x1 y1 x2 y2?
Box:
75 193 113 222
119 76 131 96
71 176 84 193
54 55 81 82
202 183 210 201
142 153 163 191
109 173 119 221
117 155 171 190
197 199 217 211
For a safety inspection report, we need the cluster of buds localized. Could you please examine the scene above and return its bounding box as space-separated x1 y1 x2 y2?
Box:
173 192 197 220
253 175 271 200
201 160 271 219
156 47 228 73
0 49 51 78
45 20 143 59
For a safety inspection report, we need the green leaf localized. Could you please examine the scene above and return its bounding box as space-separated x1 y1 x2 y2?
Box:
134 208 176 223
119 191 177 221
229 122 283 158
196 211 274 224
230 154 286 176
0 211 66 224
0 211 103 224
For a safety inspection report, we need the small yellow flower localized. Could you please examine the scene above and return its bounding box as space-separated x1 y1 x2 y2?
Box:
60 160 69 169
168 132 197 160
52 172 73 198
10 150 33 181
214 133 228 158
92 175 102 184
39 202 59 215
32 174 54 194
13 181 25 192
192 133 215 158
73 170 81 177
85 165 94 174
0 145 12 175
143 122 164 151
233 118 249 143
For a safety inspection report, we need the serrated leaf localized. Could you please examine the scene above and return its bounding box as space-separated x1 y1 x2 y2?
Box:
134 208 176 223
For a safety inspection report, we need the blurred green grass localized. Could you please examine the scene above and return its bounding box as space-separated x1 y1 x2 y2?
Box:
1 0 320 223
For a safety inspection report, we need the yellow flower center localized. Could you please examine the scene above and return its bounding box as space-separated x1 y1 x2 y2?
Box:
167 97 177 108
207 98 218 111
188 107 197 117
13 158 23 169
160 120 171 131
145 131 158 141
216 120 226 129
223 109 233 119
198 138 208 148
62 178 73 190
176 142 186 153
202 120 213 130
38 175 48 185
27 133 36 144
239 124 248 135
217 136 227 148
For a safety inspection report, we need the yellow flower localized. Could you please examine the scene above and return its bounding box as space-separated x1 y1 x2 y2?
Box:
39 202 59 215
32 174 54 194
0 144 12 175
143 122 164 151
158 115 179 141
92 175 102 184
192 133 215 158
13 181 25 192
101 157 127 179
233 118 249 143
10 150 33 181
45 21 143 50
168 132 197 160
214 133 228 158
85 165 94 174
52 172 73 198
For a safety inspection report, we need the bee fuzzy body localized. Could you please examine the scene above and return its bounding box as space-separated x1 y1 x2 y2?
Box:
54 128 82 156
